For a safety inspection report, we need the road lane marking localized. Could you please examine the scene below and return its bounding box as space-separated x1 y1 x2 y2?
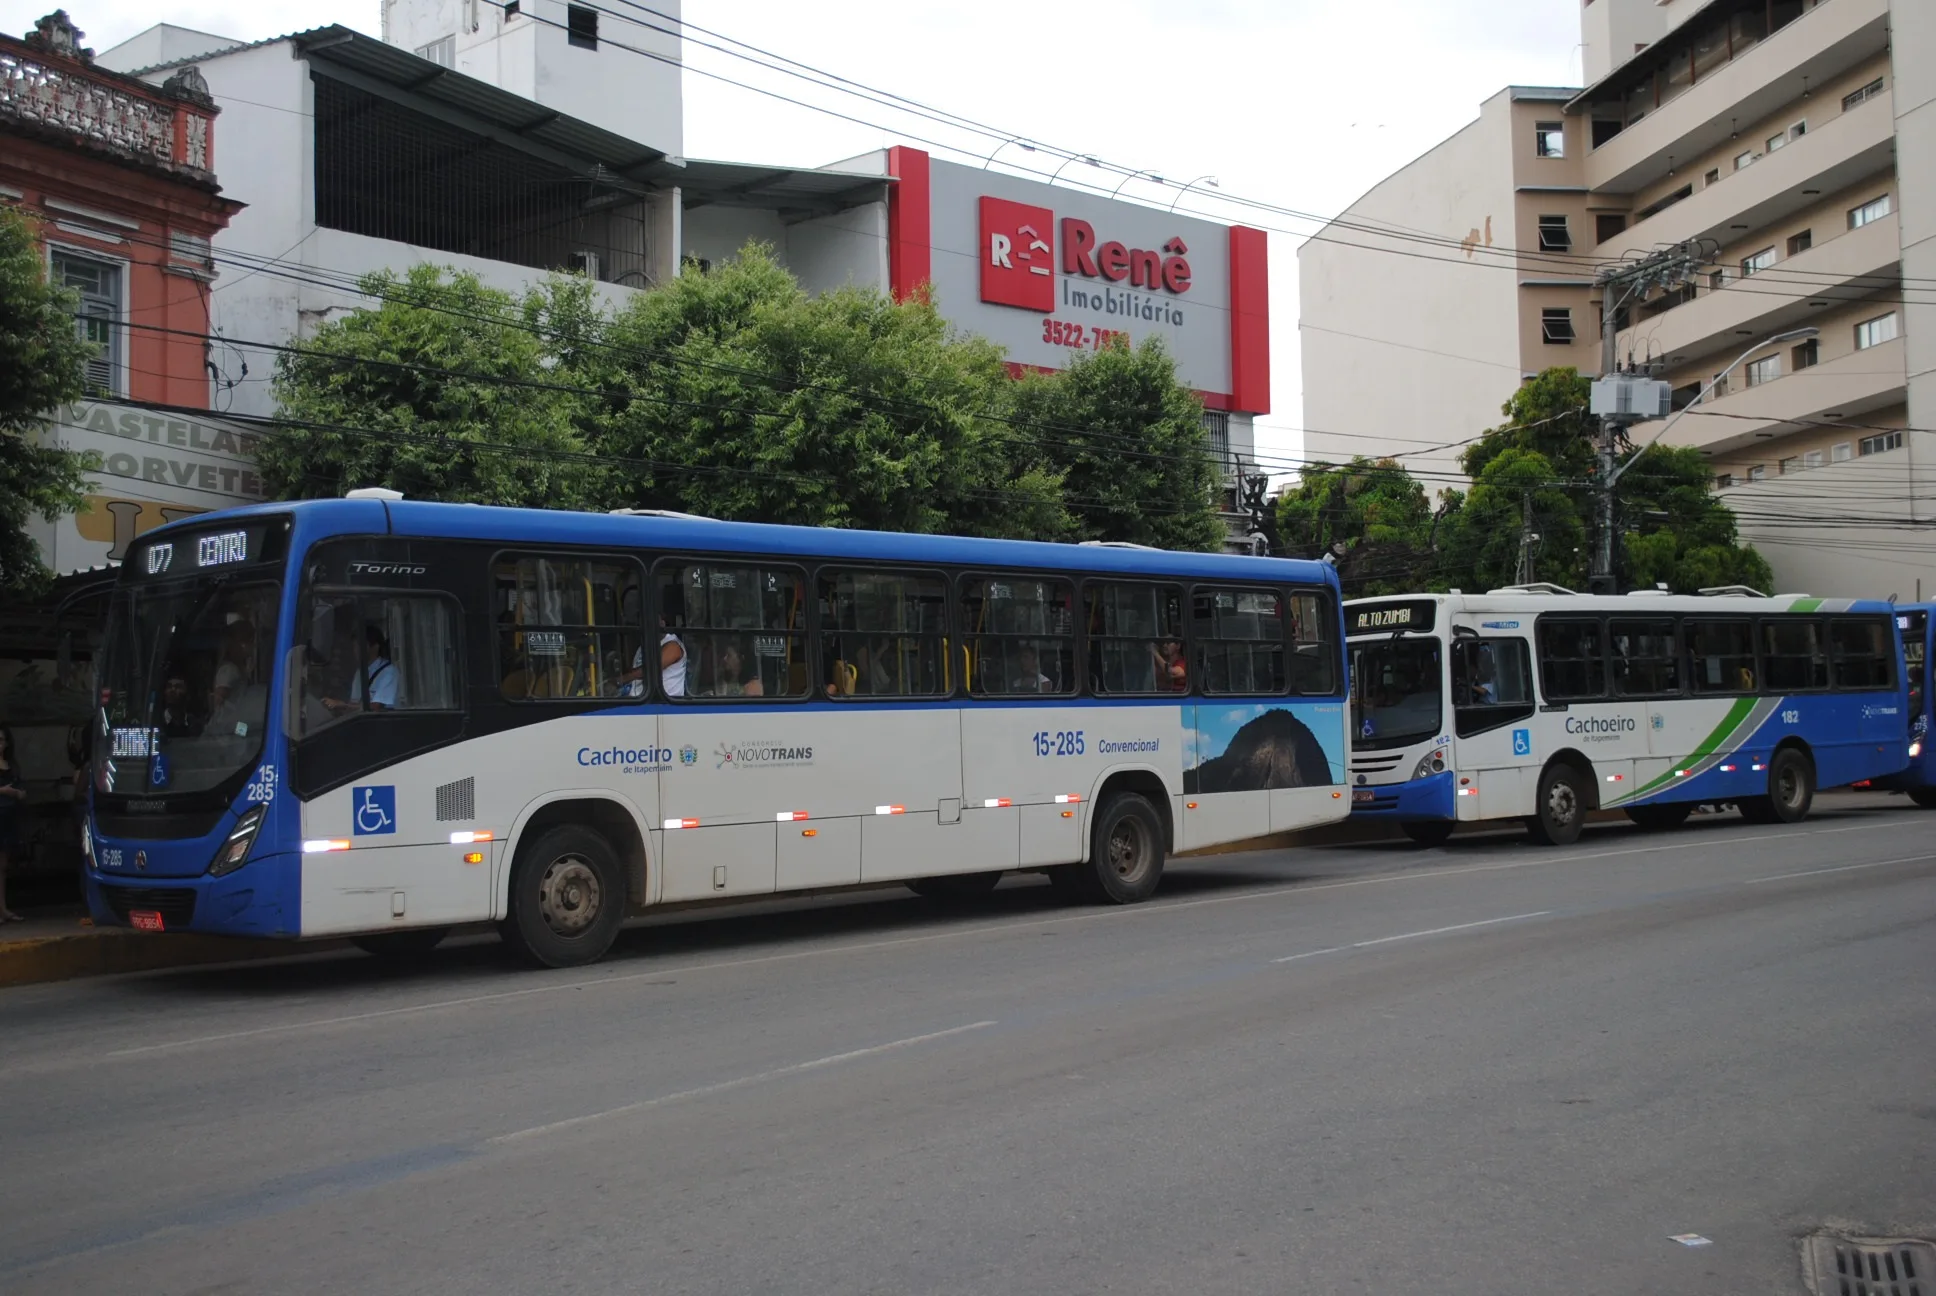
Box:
487 1020 996 1144
1271 911 1551 963
84 815 1930 1062
1744 853 1935 885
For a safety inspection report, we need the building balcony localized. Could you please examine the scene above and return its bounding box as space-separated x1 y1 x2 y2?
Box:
0 16 217 182
1605 84 1893 255
1620 212 1899 366
1580 0 1891 196
1645 334 1905 456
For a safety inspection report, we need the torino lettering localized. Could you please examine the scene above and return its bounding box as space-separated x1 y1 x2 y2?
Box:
1563 716 1637 735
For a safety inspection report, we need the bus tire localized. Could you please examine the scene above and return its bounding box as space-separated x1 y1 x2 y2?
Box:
1526 763 1587 846
499 825 625 969
1400 821 1456 848
907 872 1002 902
1625 803 1692 832
354 927 449 960
1909 789 1936 809
1740 748 1814 824
1067 793 1166 905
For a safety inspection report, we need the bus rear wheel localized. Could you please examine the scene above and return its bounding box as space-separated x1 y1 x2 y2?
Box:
500 825 625 969
1526 764 1587 846
1909 789 1936 809
354 927 449 960
907 872 1003 902
1400 821 1456 848
1056 793 1165 905
1625 803 1692 832
1739 748 1814 824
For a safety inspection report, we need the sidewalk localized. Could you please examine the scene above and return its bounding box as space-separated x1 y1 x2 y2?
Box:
0 907 333 989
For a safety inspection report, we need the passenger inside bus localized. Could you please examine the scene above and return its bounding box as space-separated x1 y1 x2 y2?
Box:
705 639 764 697
159 668 201 738
1010 643 1053 693
1152 639 1187 691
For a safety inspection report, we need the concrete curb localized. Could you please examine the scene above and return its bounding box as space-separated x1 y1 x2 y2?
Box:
0 927 344 990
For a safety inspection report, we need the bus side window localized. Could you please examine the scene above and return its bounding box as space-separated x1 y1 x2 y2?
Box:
1452 638 1535 737
1085 582 1183 696
1688 619 1755 693
1191 586 1288 696
1537 618 1607 700
1288 590 1340 696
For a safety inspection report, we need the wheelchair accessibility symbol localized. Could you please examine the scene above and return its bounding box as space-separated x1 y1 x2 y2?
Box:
1511 728 1533 757
352 785 397 836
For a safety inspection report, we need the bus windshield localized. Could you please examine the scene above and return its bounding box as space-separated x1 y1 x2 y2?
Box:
1351 636 1443 750
97 576 280 797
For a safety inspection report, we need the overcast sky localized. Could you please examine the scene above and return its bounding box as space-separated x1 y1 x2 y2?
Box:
3 0 1583 478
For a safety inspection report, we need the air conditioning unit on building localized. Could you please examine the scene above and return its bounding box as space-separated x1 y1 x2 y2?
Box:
1590 375 1672 421
568 250 601 280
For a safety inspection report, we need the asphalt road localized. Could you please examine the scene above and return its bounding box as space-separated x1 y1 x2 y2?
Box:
3 796 1933 1295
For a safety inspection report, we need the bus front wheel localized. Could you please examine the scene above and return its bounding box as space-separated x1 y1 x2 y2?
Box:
1400 821 1455 848
1526 764 1587 846
1057 793 1166 904
1739 748 1814 824
500 825 626 968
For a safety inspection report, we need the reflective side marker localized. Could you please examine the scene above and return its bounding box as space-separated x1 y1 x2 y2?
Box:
303 839 350 853
1720 764 1737 772
663 818 699 830
1675 770 1691 778
1458 788 1478 797
776 811 810 822
1054 794 1082 804
1606 774 1624 782
983 798 1011 808
875 805 905 816
449 830 494 844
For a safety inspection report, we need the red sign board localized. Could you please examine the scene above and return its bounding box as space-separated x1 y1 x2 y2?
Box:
978 196 1056 312
130 910 165 931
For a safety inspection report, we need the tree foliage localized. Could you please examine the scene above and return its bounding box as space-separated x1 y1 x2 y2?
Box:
0 206 98 595
266 245 1222 548
265 265 605 508
1277 367 1771 594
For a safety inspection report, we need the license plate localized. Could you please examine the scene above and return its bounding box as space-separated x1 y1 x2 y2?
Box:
1352 789 1375 804
130 910 165 932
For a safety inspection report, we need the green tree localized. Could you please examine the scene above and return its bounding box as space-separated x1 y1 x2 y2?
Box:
1274 456 1435 594
266 265 605 508
596 245 1068 538
0 207 98 595
1614 444 1774 593
1010 337 1223 551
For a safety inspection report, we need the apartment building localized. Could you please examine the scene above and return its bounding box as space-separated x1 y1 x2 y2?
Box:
1301 0 1932 598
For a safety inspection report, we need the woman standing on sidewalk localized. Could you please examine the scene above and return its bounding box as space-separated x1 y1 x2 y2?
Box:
0 725 25 922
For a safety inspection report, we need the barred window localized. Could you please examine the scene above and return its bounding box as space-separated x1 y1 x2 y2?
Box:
1538 618 1606 700
1192 586 1287 696
662 562 808 700
1086 583 1185 695
1760 619 1828 691
1610 619 1681 696
1689 620 1757 693
1288 591 1340 695
960 575 1076 697
819 569 950 698
1829 618 1893 691
494 554 641 701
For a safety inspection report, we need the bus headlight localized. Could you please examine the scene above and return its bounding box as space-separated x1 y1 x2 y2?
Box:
1411 749 1448 781
209 806 265 877
1912 740 1924 759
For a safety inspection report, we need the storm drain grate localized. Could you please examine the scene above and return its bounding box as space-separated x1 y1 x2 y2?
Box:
1804 1235 1936 1296
435 777 476 822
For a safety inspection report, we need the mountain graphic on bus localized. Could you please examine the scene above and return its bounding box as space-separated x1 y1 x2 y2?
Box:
1185 704 1341 793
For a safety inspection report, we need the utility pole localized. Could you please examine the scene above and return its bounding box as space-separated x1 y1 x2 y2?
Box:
1516 489 1537 586
1589 241 1707 594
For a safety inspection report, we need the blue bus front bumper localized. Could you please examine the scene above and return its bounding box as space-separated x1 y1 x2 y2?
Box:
83 854 301 939
1348 769 1457 822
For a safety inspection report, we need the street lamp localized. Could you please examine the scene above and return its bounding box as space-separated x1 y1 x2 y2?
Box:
1168 175 1219 211
1110 169 1164 198
1048 154 1099 185
1606 326 1820 490
983 137 1037 169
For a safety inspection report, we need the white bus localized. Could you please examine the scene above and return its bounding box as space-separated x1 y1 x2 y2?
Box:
84 499 1352 966
1345 587 1909 846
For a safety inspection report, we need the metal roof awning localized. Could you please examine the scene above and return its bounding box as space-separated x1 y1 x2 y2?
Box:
675 158 892 219
290 26 670 183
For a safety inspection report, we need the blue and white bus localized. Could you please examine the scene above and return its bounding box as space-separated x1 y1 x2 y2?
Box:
1343 587 1909 846
82 495 1351 966
1872 603 1934 807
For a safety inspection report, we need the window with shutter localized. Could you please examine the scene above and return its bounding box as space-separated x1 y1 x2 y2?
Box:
52 251 122 395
